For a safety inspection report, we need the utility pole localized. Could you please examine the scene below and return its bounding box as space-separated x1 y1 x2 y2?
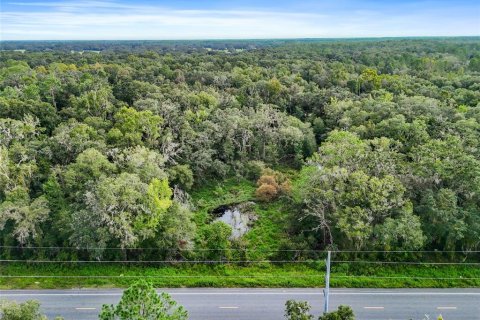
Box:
323 250 331 314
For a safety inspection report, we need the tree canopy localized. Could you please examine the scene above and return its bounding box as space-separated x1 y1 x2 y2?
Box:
1 38 479 258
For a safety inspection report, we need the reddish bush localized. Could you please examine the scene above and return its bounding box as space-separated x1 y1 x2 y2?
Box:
255 183 278 202
255 169 291 202
257 175 278 188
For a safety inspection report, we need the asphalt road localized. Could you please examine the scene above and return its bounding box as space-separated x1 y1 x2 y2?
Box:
1 288 479 320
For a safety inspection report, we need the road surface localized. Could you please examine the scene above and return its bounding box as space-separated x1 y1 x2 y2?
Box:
1 288 479 320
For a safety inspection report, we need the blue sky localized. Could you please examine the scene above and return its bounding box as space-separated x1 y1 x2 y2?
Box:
1 0 479 40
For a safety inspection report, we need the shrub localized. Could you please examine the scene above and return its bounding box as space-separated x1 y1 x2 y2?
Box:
244 160 266 180
195 221 232 260
167 165 194 190
0 300 63 320
255 168 291 202
318 305 355 320
255 183 278 202
284 302 355 320
99 280 188 320
257 175 278 188
279 180 292 194
285 300 314 320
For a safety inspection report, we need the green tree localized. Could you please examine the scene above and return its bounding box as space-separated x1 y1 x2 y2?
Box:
109 107 163 147
318 305 354 320
154 201 196 254
114 146 166 184
167 165 194 190
299 166 412 249
63 148 116 200
374 205 426 250
196 221 232 260
70 173 172 249
70 86 115 120
0 299 63 320
0 300 46 320
50 120 106 164
0 188 49 245
99 280 188 320
284 300 314 320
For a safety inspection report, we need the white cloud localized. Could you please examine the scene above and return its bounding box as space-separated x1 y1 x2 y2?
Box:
1 0 478 40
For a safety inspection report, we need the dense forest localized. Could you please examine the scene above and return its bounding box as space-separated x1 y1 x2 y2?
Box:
1 38 480 261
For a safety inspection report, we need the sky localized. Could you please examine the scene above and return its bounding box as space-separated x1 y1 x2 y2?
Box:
0 0 479 40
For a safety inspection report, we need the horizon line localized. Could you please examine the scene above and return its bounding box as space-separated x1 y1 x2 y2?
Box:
2 35 480 42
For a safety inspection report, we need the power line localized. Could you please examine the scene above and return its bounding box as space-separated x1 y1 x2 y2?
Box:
332 275 480 280
0 259 324 264
0 275 477 280
331 260 480 265
330 250 480 253
0 246 325 252
1 259 478 265
0 246 478 253
0 274 325 279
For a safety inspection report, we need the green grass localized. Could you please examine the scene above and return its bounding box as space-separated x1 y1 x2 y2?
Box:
191 177 257 227
330 263 480 288
191 177 293 260
0 263 324 289
191 178 256 212
244 201 291 259
1 263 478 289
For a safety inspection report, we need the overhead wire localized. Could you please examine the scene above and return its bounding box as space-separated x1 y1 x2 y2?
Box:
1 246 478 253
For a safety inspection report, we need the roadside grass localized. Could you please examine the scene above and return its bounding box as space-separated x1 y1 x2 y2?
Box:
1 263 478 289
330 263 480 288
0 263 325 289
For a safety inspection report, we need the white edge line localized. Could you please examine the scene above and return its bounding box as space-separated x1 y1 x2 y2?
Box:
437 307 457 310
0 289 480 297
363 306 384 309
218 306 239 309
75 307 97 310
1 292 480 297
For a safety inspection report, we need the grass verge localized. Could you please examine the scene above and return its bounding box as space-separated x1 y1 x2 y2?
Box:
1 263 478 289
